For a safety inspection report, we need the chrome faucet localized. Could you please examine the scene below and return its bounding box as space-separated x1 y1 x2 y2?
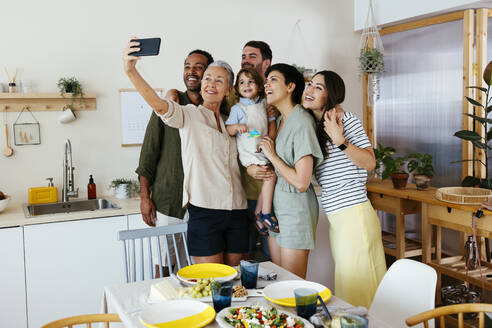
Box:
62 139 78 202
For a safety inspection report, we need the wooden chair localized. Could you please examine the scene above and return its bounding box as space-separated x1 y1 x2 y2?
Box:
405 303 492 328
41 313 121 328
118 223 191 282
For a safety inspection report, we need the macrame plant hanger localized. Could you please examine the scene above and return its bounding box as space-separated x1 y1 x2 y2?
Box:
359 0 385 106
287 19 316 81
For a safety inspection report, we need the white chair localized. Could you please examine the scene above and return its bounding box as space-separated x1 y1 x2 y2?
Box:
369 259 437 328
118 223 191 282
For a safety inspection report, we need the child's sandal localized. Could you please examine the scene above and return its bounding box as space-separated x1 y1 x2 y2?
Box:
254 213 269 236
259 212 280 233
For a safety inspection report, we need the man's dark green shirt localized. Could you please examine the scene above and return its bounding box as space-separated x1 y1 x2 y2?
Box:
135 91 193 219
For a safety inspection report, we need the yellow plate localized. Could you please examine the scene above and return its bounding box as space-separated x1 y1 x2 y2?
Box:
176 263 237 285
140 300 215 328
263 280 332 307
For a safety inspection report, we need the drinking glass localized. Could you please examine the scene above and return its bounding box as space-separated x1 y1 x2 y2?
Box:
240 260 259 289
294 288 318 319
211 281 233 313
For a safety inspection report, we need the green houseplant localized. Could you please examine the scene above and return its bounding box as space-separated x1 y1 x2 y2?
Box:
453 60 492 189
407 152 434 190
375 144 409 189
359 47 385 74
374 143 395 178
108 178 139 199
57 77 84 106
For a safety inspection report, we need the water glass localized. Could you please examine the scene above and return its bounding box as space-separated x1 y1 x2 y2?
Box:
240 260 259 289
294 288 318 319
211 281 233 313
340 314 368 328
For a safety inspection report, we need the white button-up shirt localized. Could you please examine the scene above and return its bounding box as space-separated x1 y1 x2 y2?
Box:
157 100 247 210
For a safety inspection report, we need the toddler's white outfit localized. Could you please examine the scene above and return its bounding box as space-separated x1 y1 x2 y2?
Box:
226 97 274 167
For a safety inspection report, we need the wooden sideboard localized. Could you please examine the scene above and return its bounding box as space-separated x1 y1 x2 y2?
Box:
367 179 492 291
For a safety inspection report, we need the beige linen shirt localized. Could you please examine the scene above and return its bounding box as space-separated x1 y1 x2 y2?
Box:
157 100 247 210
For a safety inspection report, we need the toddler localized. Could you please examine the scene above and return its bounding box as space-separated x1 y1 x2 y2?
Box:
226 67 279 234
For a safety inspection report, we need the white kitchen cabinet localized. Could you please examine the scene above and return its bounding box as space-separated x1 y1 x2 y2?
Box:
24 216 126 328
128 213 148 229
0 227 27 328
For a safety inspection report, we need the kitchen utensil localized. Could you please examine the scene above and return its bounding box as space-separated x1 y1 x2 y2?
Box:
317 295 332 320
3 109 13 157
3 124 13 156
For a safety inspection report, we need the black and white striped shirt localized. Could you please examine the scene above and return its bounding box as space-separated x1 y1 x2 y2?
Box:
315 112 371 214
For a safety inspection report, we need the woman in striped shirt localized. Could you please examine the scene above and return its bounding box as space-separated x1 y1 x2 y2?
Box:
303 70 386 308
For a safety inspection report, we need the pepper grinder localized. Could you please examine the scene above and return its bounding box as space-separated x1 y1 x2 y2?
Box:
465 236 478 270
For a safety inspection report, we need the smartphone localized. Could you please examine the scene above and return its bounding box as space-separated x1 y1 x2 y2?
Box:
130 37 161 56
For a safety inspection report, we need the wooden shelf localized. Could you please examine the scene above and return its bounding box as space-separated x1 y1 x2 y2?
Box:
430 256 492 291
0 93 97 111
382 230 436 258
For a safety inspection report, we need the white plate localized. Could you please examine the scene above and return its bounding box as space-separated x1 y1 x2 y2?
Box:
215 305 314 328
139 300 215 328
176 263 238 286
263 280 332 307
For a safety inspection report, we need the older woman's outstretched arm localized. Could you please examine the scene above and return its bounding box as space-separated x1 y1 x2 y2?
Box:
122 38 169 115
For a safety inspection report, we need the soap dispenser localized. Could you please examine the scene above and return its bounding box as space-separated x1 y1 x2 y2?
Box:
88 175 97 200
28 178 58 205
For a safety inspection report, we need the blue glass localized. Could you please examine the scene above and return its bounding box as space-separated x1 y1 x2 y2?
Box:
294 288 318 319
240 260 259 289
211 281 233 312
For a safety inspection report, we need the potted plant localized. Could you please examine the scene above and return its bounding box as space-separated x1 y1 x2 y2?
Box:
407 152 434 190
374 143 396 179
453 60 492 189
359 47 385 74
381 154 409 189
57 77 84 107
108 178 139 199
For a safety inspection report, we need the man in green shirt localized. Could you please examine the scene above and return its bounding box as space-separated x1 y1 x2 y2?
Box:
135 49 214 275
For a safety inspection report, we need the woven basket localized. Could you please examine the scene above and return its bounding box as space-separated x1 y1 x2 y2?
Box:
436 187 492 205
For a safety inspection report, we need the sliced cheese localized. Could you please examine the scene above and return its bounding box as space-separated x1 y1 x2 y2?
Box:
149 280 179 301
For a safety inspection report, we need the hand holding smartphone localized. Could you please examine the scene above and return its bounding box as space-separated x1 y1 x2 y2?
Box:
130 37 161 56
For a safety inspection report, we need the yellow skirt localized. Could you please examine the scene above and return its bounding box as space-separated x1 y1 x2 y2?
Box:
327 200 386 308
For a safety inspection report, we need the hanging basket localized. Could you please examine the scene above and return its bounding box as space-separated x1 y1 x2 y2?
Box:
359 0 385 74
359 48 385 73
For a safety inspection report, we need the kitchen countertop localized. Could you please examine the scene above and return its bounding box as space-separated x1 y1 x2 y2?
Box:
0 195 141 228
0 184 323 229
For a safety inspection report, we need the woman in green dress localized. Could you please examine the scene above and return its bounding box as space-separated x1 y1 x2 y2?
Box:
259 64 323 278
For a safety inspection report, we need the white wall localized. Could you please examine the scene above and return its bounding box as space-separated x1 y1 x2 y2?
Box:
1 0 362 210
354 0 492 31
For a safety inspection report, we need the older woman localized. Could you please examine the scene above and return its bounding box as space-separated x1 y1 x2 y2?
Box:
123 39 248 266
303 70 386 308
259 64 323 279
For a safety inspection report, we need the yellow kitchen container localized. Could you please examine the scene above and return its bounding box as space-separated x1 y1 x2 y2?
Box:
28 186 58 205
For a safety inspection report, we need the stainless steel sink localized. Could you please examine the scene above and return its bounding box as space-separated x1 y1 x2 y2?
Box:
23 198 121 217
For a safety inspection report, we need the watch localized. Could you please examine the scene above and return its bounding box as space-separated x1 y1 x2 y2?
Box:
337 140 349 151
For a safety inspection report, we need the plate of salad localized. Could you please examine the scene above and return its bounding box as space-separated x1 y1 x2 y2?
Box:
216 305 313 328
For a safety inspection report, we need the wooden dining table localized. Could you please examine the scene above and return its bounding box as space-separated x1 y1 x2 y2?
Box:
103 261 391 328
